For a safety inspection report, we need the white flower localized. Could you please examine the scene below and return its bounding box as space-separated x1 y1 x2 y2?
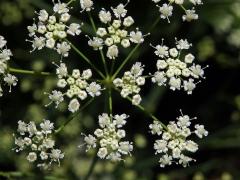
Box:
153 44 169 58
154 140 168 153
80 0 93 12
98 113 111 128
112 3 129 18
169 48 178 57
183 9 199 22
190 0 203 5
0 36 7 48
151 71 167 86
68 98 80 113
86 82 102 97
130 30 144 44
88 37 103 50
17 121 28 135
67 23 82 36
185 140 198 152
98 147 108 159
123 16 134 27
169 77 181 91
113 114 128 128
183 79 196 94
53 1 69 14
56 41 71 57
40 151 48 160
132 94 142 105
185 53 195 63
40 120 54 134
27 152 37 162
50 149 64 164
149 121 163 135
159 4 173 23
47 90 64 108
99 9 112 24
159 154 172 167
118 141 133 155
195 124 208 138
107 45 119 59
176 39 192 50
3 74 18 92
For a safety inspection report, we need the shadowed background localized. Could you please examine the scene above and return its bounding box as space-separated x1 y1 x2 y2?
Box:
0 0 240 179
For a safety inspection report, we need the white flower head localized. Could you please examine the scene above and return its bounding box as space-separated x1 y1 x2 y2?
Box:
27 3 81 57
14 119 64 168
150 111 208 167
80 113 133 162
68 98 80 113
151 38 207 94
114 62 145 106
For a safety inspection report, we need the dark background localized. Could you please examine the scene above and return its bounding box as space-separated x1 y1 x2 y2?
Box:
0 0 240 179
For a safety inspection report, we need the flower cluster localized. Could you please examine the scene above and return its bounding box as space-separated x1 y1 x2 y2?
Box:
81 113 133 162
149 110 208 167
152 0 203 23
88 2 148 59
113 62 145 105
13 120 64 169
0 35 18 97
151 38 207 94
27 0 82 57
46 63 103 113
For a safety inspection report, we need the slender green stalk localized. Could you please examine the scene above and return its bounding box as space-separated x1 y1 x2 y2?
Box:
66 39 105 78
112 44 140 79
148 16 161 33
83 151 98 180
67 0 76 6
9 68 51 76
114 88 168 130
108 88 113 115
87 12 109 76
55 98 94 134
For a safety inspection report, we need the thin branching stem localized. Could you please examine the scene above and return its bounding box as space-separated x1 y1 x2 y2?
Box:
83 151 98 180
55 98 95 134
114 88 168 130
9 67 51 76
87 12 109 76
66 39 105 78
108 88 113 115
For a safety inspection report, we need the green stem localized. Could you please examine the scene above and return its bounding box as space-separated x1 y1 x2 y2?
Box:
66 39 105 79
108 88 113 115
67 0 76 6
83 151 98 180
9 67 51 76
148 16 161 32
87 12 109 76
112 44 140 79
55 98 94 134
